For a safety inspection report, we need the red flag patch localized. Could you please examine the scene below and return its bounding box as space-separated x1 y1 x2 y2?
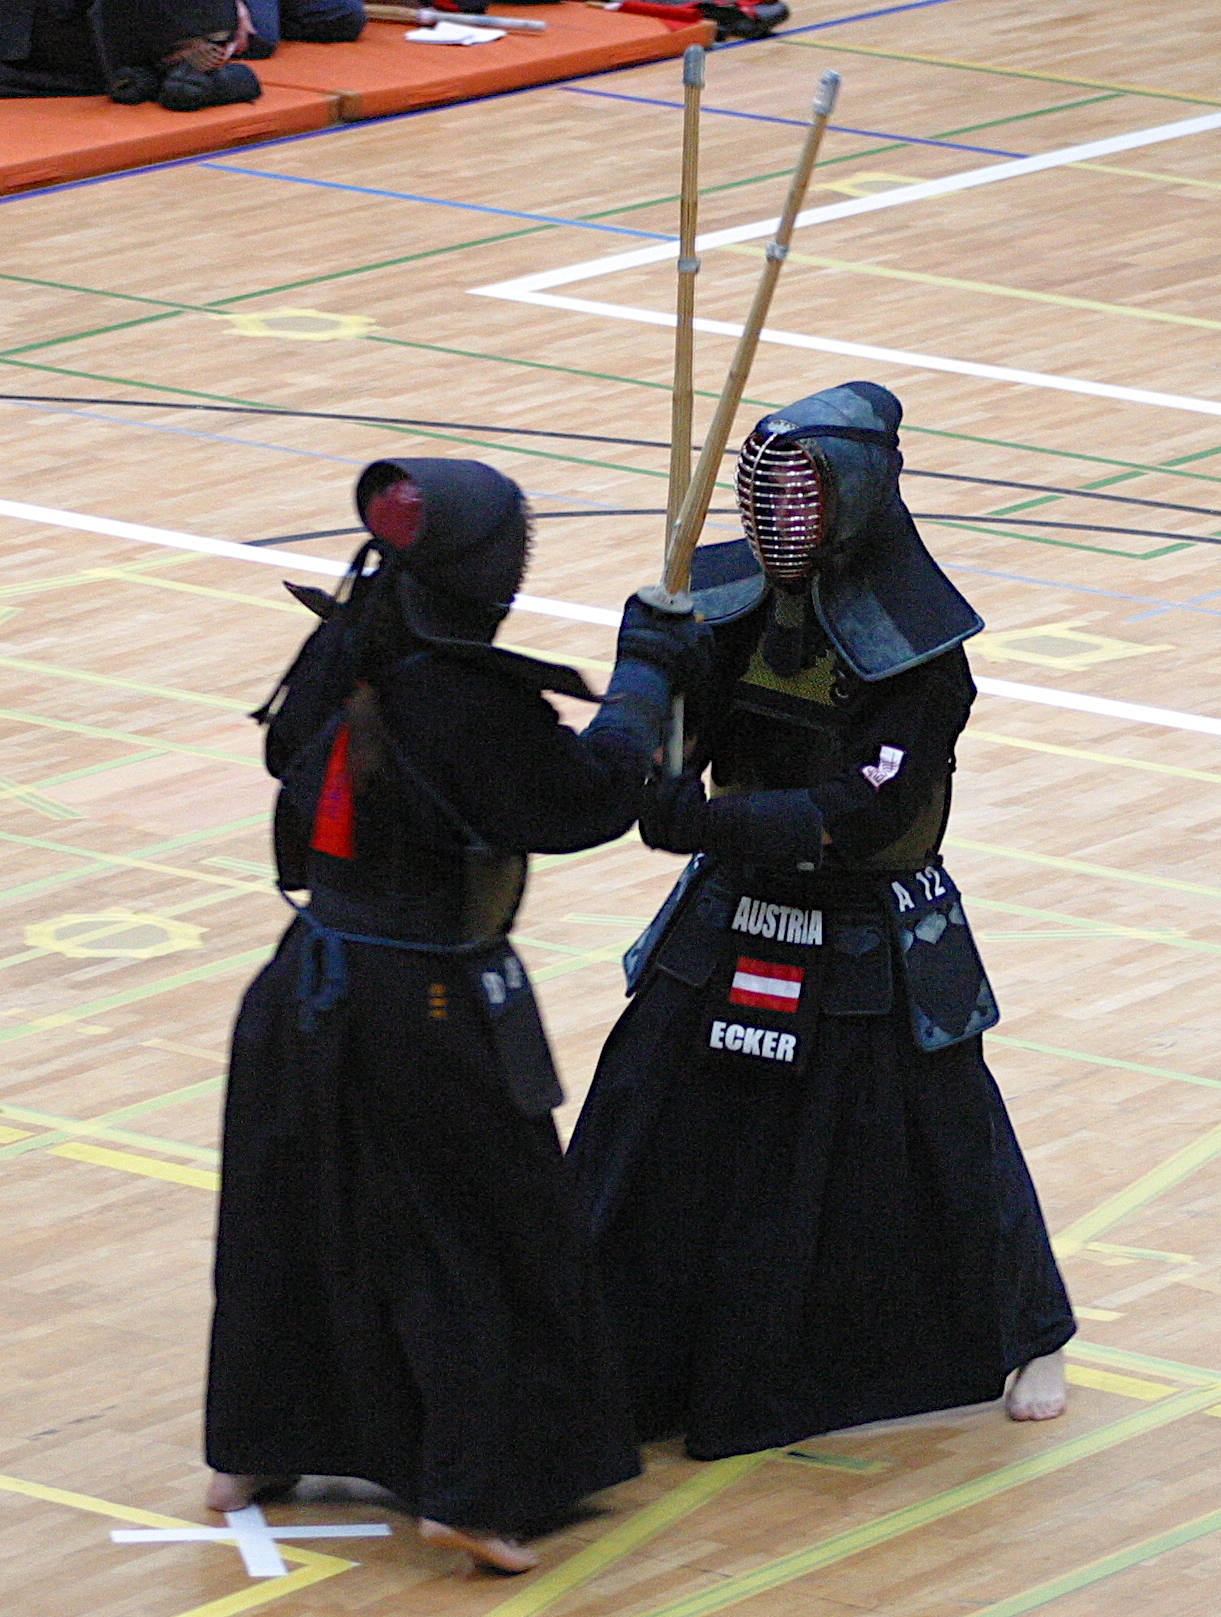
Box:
311 724 355 859
728 956 803 1013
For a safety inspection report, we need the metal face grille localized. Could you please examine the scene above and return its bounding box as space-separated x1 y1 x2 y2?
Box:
736 432 825 584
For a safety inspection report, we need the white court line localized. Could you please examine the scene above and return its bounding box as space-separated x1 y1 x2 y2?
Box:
113 1503 391 1579
470 109 1221 419
3 495 1220 737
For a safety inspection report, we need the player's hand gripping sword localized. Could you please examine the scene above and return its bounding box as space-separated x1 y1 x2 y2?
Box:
639 67 840 771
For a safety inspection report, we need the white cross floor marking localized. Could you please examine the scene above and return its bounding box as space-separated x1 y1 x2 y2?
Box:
112 1503 392 1577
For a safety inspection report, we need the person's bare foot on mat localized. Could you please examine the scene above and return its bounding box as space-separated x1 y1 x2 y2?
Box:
418 1517 538 1573
1005 1349 1067 1420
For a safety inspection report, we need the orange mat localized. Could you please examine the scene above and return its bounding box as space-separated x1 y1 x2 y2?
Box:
257 11 714 120
0 7 713 196
0 85 337 196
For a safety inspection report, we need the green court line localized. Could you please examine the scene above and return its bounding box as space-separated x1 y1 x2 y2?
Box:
793 39 1221 108
772 249 1221 335
35 748 166 789
948 837 1221 902
784 1450 890 1474
0 946 268 1046
485 1451 772 1617
963 1505 1221 1616
0 273 203 312
0 812 267 907
0 308 182 359
988 1034 1221 1092
629 1385 1221 1617
0 772 78 820
0 829 271 896
969 731 1221 789
0 654 248 711
0 1102 219 1163
10 348 1221 517
1055 1122 1221 1255
922 517 1192 560
0 707 255 766
969 896 1218 956
1067 1339 1221 1388
0 551 191 602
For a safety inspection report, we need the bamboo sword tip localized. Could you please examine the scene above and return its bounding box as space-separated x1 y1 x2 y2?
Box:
683 43 706 86
813 69 841 115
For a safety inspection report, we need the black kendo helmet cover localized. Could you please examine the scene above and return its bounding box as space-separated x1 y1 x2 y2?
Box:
354 457 529 645
694 381 983 681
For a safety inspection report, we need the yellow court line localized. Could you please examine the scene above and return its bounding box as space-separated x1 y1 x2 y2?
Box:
1067 1338 1221 1388
0 553 190 602
49 1142 218 1190
988 1033 1220 1092
949 837 1221 902
486 1452 772 1617
969 896 1218 955
968 729 1221 789
0 1124 31 1143
0 655 248 711
0 1473 353 1617
0 945 269 1046
1075 160 1221 192
727 246 1221 332
0 707 256 765
0 1469 346 1552
96 568 313 612
629 1385 1221 1617
798 40 1221 108
0 772 78 820
1054 1121 1221 1255
0 830 271 895
1065 1365 1174 1402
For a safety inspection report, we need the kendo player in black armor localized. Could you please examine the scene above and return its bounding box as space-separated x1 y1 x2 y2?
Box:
567 381 1076 1461
204 458 710 1572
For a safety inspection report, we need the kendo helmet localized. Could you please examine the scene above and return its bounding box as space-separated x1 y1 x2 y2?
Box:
693 381 983 681
354 457 530 645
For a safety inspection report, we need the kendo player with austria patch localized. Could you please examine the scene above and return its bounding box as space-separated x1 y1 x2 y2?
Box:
568 382 1075 1461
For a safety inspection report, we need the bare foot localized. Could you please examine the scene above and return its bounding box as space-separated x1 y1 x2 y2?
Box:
418 1518 538 1574
205 1473 296 1511
1005 1350 1067 1421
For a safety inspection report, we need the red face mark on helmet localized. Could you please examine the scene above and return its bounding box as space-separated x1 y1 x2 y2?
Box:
365 478 425 551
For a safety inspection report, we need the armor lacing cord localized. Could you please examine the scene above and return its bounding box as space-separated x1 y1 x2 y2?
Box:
285 894 505 1033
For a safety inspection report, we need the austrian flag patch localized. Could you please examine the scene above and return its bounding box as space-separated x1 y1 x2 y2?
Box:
728 956 804 1013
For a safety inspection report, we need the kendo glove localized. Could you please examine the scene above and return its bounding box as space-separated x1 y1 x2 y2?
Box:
614 594 714 693
639 770 710 854
641 773 826 868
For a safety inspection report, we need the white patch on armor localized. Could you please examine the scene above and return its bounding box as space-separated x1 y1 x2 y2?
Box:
731 895 822 945
481 970 507 1006
861 743 905 789
708 1020 798 1062
503 954 524 990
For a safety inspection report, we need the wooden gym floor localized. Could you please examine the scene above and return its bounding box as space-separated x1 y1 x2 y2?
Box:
2 1 1221 1613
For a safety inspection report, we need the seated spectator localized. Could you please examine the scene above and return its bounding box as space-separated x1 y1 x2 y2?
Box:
240 0 366 55
0 2 108 97
92 1 263 110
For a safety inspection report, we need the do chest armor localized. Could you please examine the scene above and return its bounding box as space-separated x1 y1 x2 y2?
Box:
712 641 858 794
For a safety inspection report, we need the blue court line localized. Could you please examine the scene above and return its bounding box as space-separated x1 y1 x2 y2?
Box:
560 90 1023 156
196 162 675 236
949 563 1221 619
776 0 962 37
